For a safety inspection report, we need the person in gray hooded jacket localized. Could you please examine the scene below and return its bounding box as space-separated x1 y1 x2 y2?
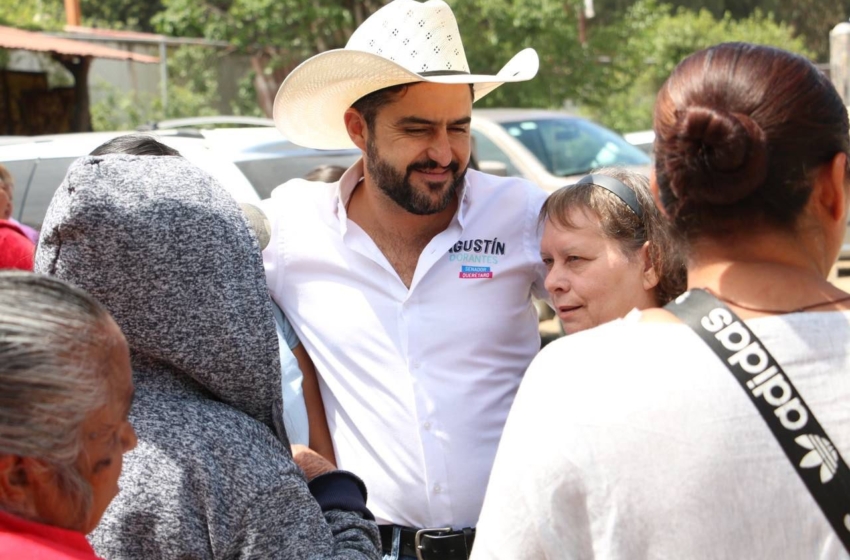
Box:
35 152 381 560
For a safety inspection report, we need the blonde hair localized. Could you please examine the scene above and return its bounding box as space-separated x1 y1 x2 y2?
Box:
0 164 13 197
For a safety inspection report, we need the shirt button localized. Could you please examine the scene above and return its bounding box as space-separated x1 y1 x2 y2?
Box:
423 421 432 430
434 484 442 494
411 361 421 370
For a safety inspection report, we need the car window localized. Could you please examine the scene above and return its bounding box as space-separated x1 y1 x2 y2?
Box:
3 150 260 230
499 118 650 177
237 153 360 199
471 130 521 177
5 157 78 229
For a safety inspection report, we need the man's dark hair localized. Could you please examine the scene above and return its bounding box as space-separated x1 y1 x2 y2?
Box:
90 135 181 157
351 82 475 131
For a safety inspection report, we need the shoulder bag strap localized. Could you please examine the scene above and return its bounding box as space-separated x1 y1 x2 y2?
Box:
665 289 850 552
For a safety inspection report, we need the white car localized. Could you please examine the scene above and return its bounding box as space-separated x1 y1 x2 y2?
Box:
0 131 262 229
623 129 656 155
471 109 652 193
0 122 360 229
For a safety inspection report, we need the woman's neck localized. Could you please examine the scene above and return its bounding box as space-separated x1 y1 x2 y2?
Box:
686 233 847 318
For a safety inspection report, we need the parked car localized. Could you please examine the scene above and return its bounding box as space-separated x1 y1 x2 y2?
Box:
623 129 655 155
0 131 263 230
143 117 361 199
470 109 652 192
0 122 360 229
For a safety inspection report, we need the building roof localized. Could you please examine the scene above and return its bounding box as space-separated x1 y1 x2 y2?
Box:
62 25 230 47
0 25 159 63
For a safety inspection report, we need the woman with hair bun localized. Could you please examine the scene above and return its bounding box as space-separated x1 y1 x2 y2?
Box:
473 43 850 559
539 167 685 335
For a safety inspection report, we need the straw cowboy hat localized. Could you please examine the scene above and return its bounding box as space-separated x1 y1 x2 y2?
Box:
273 0 539 150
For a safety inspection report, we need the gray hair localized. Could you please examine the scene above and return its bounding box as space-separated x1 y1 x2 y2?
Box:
0 272 116 524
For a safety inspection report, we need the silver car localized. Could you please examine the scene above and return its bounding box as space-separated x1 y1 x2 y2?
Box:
0 121 360 230
471 109 651 193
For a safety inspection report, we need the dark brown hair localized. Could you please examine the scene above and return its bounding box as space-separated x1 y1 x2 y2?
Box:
540 167 686 306
654 42 850 239
90 135 181 157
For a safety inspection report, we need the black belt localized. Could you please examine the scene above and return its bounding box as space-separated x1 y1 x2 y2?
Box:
379 525 475 560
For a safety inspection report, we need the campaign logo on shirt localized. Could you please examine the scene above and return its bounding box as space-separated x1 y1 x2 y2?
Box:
448 238 505 279
459 265 492 279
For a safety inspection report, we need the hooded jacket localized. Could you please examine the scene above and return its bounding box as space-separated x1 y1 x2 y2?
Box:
35 155 380 559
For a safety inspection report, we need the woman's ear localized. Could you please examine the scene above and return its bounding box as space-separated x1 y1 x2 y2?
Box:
0 455 34 504
819 152 849 223
639 241 660 291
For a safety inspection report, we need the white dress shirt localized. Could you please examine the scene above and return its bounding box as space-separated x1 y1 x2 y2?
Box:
262 160 547 528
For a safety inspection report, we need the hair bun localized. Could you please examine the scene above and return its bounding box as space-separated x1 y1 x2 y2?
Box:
667 106 768 205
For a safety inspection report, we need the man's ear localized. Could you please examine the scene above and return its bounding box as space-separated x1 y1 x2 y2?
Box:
344 108 368 152
639 241 660 291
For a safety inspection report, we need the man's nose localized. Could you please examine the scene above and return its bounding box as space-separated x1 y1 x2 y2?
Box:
426 129 453 168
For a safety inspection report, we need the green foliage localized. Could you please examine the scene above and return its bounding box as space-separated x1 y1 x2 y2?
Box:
153 0 365 57
1 0 834 135
81 0 165 32
579 0 811 132
90 80 156 131
231 72 265 117
0 0 64 30
90 45 222 130
593 0 850 61
448 0 591 108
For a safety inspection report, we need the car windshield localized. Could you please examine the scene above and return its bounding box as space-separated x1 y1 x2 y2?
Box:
498 117 651 177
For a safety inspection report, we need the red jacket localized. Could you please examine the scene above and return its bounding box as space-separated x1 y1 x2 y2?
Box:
0 219 35 270
0 510 102 559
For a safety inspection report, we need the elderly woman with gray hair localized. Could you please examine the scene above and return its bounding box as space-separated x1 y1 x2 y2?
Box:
0 271 136 559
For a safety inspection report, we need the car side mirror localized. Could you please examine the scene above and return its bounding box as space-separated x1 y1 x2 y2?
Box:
478 160 509 177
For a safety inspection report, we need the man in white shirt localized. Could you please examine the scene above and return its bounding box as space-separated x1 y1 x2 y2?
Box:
262 1 547 558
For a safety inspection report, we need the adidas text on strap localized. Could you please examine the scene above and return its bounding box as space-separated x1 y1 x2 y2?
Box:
666 289 850 553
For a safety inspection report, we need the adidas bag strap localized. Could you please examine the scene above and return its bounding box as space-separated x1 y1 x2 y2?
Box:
665 289 850 553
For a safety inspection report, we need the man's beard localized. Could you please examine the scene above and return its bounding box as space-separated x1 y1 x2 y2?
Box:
365 138 467 216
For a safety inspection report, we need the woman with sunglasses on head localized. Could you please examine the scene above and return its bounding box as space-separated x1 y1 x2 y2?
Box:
539 167 685 335
473 43 850 559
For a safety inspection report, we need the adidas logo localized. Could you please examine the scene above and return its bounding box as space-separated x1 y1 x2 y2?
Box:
796 434 839 484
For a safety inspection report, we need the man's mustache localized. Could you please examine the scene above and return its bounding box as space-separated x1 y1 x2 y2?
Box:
407 159 461 174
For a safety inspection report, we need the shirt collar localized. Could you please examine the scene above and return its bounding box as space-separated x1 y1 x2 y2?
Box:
334 158 471 231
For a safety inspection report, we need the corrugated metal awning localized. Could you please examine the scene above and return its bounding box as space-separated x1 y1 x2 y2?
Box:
0 25 159 63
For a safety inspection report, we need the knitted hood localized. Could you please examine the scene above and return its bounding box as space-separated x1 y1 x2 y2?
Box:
35 154 282 431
